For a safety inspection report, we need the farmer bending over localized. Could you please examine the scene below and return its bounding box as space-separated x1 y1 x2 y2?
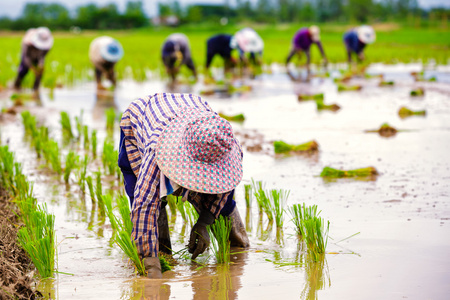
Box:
118 93 249 279
161 33 197 83
230 28 264 75
343 25 376 65
205 34 237 77
286 25 327 76
14 27 53 93
89 36 124 90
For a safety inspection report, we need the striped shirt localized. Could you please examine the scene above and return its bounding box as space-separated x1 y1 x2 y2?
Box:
119 93 236 258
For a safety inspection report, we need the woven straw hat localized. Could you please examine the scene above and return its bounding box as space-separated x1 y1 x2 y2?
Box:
309 25 320 42
156 107 243 194
357 25 376 44
230 28 264 53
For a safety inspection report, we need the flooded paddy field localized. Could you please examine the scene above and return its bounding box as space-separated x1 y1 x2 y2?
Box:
1 64 450 299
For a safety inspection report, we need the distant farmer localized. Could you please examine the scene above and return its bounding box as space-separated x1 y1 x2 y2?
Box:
14 27 53 92
89 36 124 90
161 33 197 82
343 25 376 64
205 34 237 75
118 93 249 279
286 25 327 75
230 28 264 70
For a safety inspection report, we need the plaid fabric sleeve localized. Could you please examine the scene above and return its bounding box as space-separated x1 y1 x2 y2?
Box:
188 190 236 219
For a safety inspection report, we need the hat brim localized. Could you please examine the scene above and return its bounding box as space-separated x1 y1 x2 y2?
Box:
357 28 376 44
100 43 124 62
31 36 53 50
155 107 243 194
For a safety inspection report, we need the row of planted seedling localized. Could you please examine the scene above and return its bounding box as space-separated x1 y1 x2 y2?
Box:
0 144 56 279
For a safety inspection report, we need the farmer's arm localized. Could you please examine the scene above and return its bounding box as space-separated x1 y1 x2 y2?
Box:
286 48 297 65
315 41 327 63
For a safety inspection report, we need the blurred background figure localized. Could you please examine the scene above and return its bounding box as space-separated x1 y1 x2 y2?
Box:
343 25 376 65
89 36 124 90
205 34 237 78
14 27 53 93
230 28 264 75
286 25 328 76
161 33 197 83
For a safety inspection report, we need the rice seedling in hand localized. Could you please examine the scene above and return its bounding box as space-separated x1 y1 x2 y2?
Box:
398 106 426 119
269 189 290 228
208 215 233 264
297 93 324 101
218 112 245 123
320 166 378 178
166 194 178 218
244 184 252 208
63 150 78 184
274 140 319 154
60 111 74 142
105 108 116 132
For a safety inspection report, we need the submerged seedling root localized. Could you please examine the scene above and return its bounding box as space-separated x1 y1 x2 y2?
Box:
320 166 378 178
398 106 426 118
316 99 340 111
274 140 319 154
297 93 324 101
219 112 245 123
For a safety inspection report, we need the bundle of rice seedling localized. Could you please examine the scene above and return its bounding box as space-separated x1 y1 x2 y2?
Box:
63 150 78 184
208 215 233 264
274 140 319 154
410 88 425 96
218 112 245 123
297 93 324 101
303 217 329 262
288 203 320 238
398 106 426 118
315 99 340 111
337 83 362 92
60 111 74 141
269 189 290 228
320 166 378 178
378 80 394 86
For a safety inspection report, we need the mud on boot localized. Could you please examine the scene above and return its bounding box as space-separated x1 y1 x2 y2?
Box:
228 207 250 248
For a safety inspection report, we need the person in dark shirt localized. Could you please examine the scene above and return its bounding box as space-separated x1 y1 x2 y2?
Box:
161 33 197 83
14 27 53 93
205 34 237 75
286 25 327 76
343 25 376 64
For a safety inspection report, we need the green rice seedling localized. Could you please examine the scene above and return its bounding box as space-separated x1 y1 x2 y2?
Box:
102 139 119 176
91 130 98 158
320 166 378 178
60 111 74 141
297 93 324 101
21 111 38 136
75 110 84 140
244 184 252 208
269 189 290 228
95 171 105 212
316 99 340 111
86 176 96 205
77 155 89 192
105 108 116 132
378 80 394 86
103 194 119 232
177 198 188 222
218 112 245 123
63 150 78 184
83 125 90 151
43 139 62 175
288 203 320 238
208 215 233 264
303 217 330 262
410 87 425 96
159 254 172 272
274 140 319 154
398 106 426 118
337 83 362 92
166 194 178 218
17 204 56 278
251 179 269 217
184 201 199 226
228 84 252 94
115 230 146 275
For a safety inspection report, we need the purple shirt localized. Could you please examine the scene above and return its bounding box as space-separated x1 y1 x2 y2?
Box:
293 28 313 51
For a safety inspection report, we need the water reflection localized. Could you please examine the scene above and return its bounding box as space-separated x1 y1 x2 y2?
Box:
125 279 171 300
301 254 330 300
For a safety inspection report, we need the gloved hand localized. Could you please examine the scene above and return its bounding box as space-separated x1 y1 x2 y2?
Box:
143 257 162 279
188 209 215 259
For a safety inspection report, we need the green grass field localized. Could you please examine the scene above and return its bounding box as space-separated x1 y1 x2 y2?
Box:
0 23 448 88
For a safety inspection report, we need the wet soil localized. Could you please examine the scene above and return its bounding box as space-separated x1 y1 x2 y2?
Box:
0 188 41 300
1 63 450 299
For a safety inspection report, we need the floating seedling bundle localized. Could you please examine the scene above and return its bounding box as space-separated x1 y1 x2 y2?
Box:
410 87 425 96
337 83 362 92
320 166 378 178
274 140 319 154
365 123 398 137
398 106 426 118
219 112 245 123
315 99 340 111
297 93 324 101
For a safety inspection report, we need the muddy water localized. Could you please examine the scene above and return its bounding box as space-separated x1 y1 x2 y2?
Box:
1 64 450 300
